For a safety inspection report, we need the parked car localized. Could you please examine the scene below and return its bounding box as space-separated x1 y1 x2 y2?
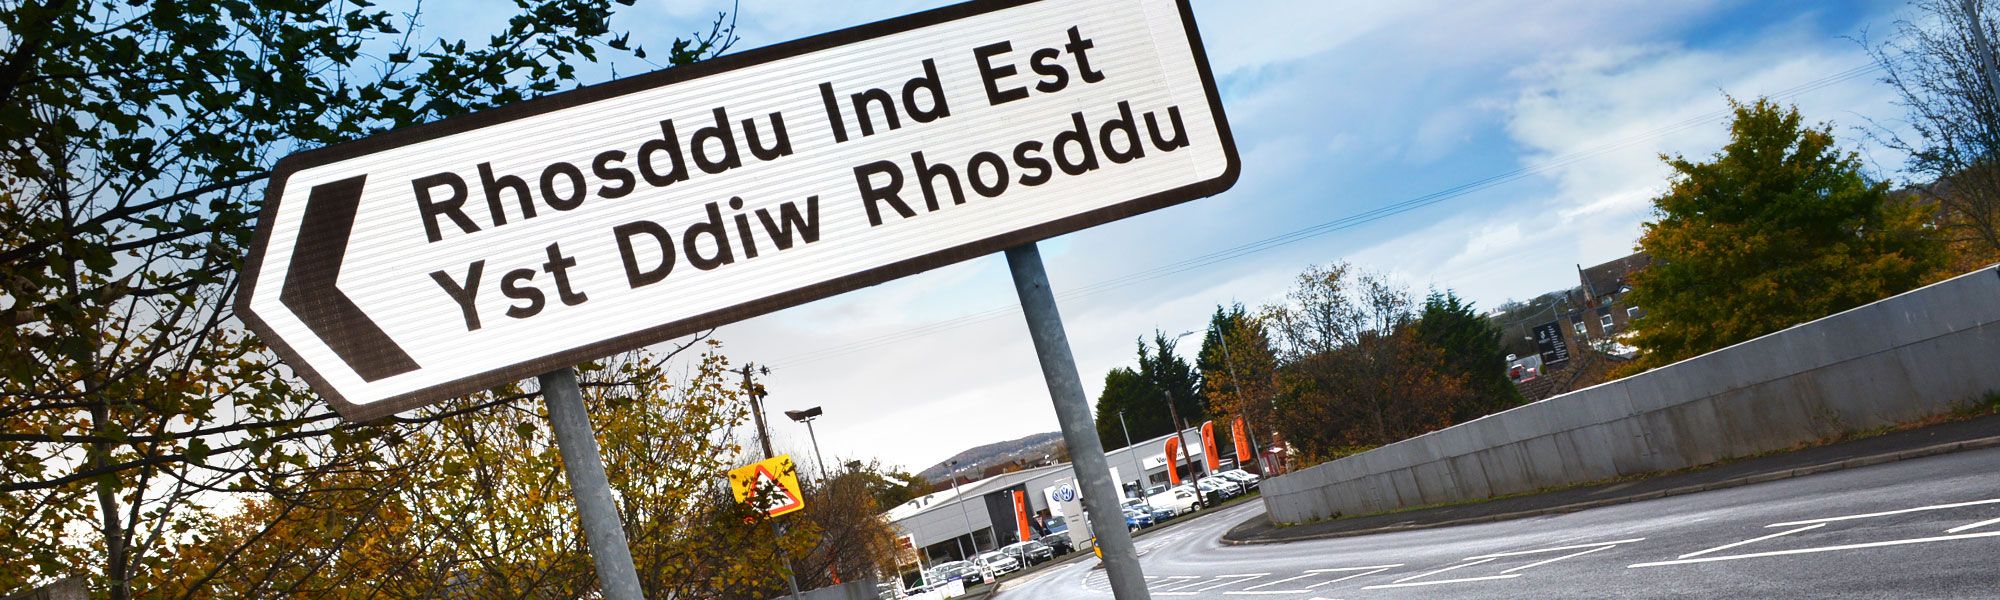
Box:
1130 506 1157 526
1147 486 1199 516
975 551 1021 577
1199 476 1244 498
1040 533 1075 556
1219 468 1261 489
929 561 983 586
1121 507 1154 530
1192 478 1229 504
1001 540 1055 566
1145 484 1168 497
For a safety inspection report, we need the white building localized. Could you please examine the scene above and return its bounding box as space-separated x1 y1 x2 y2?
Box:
882 425 1233 574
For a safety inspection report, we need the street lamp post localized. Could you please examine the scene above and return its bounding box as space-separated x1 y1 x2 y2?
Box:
784 406 829 482
1117 410 1151 511
948 460 977 560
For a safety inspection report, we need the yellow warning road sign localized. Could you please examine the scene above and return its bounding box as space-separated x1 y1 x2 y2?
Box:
729 455 805 518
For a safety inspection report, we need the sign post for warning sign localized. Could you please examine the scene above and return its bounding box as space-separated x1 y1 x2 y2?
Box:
237 0 1234 598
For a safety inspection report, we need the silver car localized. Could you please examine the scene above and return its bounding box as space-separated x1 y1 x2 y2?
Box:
975 551 1021 577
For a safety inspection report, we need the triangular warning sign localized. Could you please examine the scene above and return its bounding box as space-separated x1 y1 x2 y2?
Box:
729 454 806 518
750 464 805 517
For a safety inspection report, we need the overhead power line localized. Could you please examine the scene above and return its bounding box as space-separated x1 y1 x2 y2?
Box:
762 63 1885 370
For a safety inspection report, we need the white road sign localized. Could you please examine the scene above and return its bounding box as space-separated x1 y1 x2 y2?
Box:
239 0 1238 420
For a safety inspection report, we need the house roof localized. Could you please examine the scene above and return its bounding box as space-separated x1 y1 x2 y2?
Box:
1579 253 1652 298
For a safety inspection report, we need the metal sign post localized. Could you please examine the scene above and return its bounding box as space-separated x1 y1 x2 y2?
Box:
1007 243 1150 600
538 367 645 600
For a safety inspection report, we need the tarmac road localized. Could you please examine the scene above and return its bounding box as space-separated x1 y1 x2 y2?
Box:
995 445 2000 599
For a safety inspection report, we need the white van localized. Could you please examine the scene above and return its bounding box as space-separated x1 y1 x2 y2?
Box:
1146 486 1199 516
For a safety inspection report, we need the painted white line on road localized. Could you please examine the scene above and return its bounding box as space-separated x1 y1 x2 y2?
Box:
1305 566 1400 588
1678 523 1827 559
1154 574 1269 595
1223 565 1402 594
1195 574 1267 592
1230 572 1316 592
1945 516 2000 534
1303 565 1404 573
1158 574 1264 593
1158 577 1222 592
1628 530 2000 568
1359 557 1503 589
1501 544 1618 574
1362 574 1521 589
1466 538 1645 560
1765 498 2000 528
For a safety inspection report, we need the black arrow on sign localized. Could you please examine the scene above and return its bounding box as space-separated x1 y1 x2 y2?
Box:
280 175 421 382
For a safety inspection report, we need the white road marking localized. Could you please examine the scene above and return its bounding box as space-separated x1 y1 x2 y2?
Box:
1363 574 1521 589
1678 523 1827 559
1229 573 1316 592
1628 530 2000 568
1220 564 1402 595
1303 566 1401 588
1500 544 1618 574
1361 558 1519 589
1191 574 1267 592
1945 516 2000 534
1155 574 1268 595
1466 538 1646 560
1158 577 1221 592
1765 498 2000 528
1355 539 1640 590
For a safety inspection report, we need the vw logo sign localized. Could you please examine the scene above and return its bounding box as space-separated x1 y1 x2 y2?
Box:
1052 483 1078 503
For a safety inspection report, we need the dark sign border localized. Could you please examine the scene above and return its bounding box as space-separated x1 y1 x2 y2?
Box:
237 0 1240 422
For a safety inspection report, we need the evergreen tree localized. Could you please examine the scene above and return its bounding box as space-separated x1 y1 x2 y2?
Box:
1413 291 1524 421
1092 332 1206 450
1625 98 1945 371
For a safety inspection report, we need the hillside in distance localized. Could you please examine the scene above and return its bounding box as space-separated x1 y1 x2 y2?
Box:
916 431 1064 483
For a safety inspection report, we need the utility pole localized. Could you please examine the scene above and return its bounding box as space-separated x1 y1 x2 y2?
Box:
1211 317 1266 474
742 364 777 459
739 363 802 600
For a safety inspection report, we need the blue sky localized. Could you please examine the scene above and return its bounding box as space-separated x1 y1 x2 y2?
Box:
427 0 1915 470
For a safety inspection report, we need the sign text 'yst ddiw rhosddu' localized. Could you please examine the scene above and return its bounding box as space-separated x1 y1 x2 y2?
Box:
239 0 1237 420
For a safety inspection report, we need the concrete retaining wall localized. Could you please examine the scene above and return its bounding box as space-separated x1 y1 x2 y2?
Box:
1259 266 2000 525
771 578 880 600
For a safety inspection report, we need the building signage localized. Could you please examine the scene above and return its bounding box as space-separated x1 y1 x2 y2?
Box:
1533 320 1570 365
1045 479 1089 550
238 0 1238 420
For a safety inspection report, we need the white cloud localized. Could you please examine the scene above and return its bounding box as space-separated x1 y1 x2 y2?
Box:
602 0 1913 471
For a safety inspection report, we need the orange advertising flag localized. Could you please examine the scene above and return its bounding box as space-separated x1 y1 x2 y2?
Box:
1233 416 1252 469
1014 490 1032 542
1163 436 1182 486
1201 421 1219 472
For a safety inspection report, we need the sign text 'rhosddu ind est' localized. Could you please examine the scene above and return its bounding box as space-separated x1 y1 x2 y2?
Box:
239 0 1237 420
